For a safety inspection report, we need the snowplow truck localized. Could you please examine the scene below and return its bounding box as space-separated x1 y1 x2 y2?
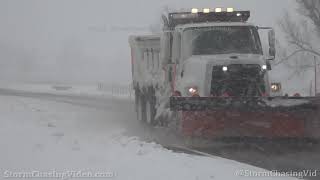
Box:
129 8 320 141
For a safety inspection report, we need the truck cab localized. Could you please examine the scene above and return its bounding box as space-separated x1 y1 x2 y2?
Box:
130 8 277 125
160 9 276 99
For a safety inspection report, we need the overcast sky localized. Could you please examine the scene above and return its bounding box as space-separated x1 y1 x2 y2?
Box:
0 0 295 83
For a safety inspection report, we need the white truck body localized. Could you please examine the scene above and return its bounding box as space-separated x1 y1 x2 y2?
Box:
128 9 320 140
129 10 277 123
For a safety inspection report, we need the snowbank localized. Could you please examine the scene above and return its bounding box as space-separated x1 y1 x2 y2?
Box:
0 82 133 99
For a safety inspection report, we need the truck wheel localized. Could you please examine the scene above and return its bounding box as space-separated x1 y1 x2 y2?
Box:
146 100 155 125
136 95 146 122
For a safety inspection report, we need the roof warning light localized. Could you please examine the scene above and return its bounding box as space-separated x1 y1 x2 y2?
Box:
191 8 198 14
167 8 251 28
227 8 234 12
215 7 222 12
203 8 210 13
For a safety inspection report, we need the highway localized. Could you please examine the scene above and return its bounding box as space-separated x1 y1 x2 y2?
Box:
0 88 319 180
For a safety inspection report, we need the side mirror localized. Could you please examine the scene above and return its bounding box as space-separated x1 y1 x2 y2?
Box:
267 61 272 70
161 15 169 29
268 30 276 59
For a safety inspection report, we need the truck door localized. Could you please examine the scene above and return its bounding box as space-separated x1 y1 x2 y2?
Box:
170 32 182 91
161 32 174 90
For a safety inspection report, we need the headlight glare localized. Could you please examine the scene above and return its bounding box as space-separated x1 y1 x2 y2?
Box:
271 83 281 92
187 87 199 96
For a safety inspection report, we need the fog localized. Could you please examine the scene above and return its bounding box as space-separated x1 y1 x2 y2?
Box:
0 0 294 84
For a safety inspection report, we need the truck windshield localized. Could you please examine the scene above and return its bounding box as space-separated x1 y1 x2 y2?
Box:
182 26 262 58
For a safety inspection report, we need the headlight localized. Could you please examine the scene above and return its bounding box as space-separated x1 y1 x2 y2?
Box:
187 87 199 96
222 66 228 72
262 65 267 70
271 83 281 92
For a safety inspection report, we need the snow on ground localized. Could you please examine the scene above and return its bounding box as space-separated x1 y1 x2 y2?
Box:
0 95 299 180
0 82 133 99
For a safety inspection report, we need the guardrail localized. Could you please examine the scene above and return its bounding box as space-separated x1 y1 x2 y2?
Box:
97 83 134 99
51 85 73 91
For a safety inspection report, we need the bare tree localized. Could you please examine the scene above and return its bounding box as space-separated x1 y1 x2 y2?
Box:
297 0 320 36
275 0 320 84
279 0 320 58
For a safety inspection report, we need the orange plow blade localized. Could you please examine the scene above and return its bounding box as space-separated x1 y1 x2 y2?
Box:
170 97 320 140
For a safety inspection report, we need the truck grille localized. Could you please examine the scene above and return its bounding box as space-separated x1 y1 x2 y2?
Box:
210 64 265 97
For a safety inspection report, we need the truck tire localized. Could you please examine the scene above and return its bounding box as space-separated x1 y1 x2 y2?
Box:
135 93 146 122
146 99 156 125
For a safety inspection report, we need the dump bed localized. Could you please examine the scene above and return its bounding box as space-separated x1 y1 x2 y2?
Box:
129 35 161 89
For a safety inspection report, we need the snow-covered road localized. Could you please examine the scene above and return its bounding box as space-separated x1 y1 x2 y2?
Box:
0 89 300 180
